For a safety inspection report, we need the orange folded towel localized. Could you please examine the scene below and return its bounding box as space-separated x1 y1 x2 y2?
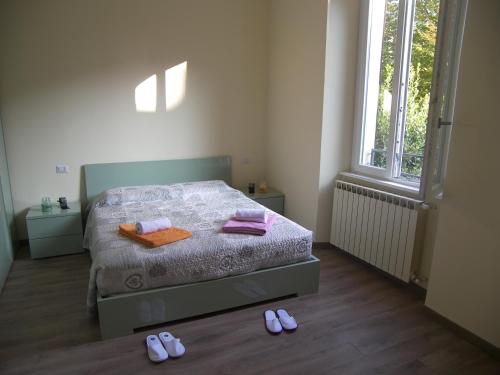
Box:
118 223 192 248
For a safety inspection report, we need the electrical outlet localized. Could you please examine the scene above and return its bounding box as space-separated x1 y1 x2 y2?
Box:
56 164 70 174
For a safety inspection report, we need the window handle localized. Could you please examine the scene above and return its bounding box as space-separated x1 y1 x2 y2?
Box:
438 118 453 128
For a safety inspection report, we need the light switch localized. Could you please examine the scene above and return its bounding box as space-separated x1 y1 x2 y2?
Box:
56 164 70 174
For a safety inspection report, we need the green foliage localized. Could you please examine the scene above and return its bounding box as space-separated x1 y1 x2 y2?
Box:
403 64 430 176
372 0 438 180
412 0 440 99
378 0 399 102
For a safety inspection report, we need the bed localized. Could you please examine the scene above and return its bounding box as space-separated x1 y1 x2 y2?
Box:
83 156 320 339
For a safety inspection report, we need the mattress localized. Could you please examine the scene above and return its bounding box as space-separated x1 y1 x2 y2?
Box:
84 181 312 311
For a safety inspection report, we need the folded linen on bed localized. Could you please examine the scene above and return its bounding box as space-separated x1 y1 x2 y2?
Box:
234 208 267 223
119 224 191 248
136 218 172 234
223 214 277 235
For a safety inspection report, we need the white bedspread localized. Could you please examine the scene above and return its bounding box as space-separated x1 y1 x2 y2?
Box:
84 181 312 311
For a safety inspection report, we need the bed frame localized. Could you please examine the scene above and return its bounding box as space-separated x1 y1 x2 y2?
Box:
83 156 320 339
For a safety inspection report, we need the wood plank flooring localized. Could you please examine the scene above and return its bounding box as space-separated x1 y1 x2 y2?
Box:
0 248 100 361
0 246 499 374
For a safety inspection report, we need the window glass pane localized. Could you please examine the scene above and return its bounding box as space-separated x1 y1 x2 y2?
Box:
431 0 463 186
399 0 439 182
361 0 399 170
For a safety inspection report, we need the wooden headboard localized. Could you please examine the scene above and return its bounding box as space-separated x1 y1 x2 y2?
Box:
82 156 232 204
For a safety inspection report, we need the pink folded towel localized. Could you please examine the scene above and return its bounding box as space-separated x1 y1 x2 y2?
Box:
223 214 277 236
232 213 268 223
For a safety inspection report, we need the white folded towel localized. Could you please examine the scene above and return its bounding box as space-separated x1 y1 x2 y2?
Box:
136 218 172 234
234 208 267 223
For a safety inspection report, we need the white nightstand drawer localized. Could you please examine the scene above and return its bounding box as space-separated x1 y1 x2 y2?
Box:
236 187 285 216
29 234 83 259
255 197 284 215
26 215 82 239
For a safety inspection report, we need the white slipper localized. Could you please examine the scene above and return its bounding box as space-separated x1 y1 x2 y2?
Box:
264 310 283 334
158 332 185 358
146 335 168 362
276 309 298 331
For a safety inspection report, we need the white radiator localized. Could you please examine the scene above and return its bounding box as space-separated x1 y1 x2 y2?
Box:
330 181 420 282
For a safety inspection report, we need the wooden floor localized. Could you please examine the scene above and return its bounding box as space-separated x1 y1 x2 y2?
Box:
0 247 499 375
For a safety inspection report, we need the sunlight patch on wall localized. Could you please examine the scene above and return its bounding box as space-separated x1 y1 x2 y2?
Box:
165 61 187 111
135 74 157 112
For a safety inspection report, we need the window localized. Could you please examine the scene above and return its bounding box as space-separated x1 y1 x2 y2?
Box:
425 0 468 195
352 0 467 197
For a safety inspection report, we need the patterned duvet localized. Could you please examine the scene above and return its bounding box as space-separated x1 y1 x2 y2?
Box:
84 181 312 310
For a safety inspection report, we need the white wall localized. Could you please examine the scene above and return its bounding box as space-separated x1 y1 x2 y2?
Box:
266 0 328 236
0 0 269 238
425 0 500 348
266 0 359 241
316 0 359 241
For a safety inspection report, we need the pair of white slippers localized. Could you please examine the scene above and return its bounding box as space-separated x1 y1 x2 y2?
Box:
264 309 298 334
146 332 185 363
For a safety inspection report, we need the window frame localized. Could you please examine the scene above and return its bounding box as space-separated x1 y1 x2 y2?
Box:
421 0 468 198
353 0 419 187
352 0 468 199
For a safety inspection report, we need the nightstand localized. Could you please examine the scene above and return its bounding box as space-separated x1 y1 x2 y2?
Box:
237 187 285 215
26 201 84 259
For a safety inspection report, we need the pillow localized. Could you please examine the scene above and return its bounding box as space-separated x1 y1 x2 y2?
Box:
95 185 176 206
170 180 232 197
94 180 232 207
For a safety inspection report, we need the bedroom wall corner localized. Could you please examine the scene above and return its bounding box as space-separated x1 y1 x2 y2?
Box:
315 0 359 241
265 0 328 236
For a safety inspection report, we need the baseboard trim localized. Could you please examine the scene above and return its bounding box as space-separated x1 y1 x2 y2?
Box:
312 242 335 249
424 306 500 360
